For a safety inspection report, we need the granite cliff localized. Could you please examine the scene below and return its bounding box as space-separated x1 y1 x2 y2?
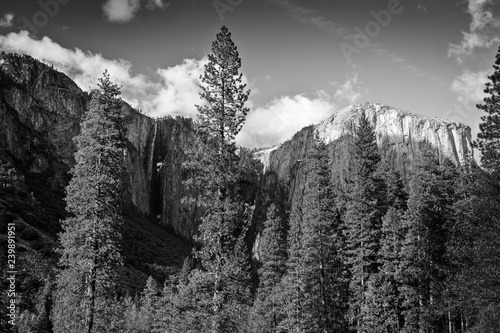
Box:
254 102 473 210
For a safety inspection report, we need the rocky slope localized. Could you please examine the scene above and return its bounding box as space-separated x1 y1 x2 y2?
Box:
255 102 473 207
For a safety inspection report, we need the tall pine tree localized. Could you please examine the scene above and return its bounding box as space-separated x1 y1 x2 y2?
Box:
53 70 126 333
280 194 306 333
183 25 250 204
251 203 288 333
475 46 500 180
342 110 386 332
450 46 500 331
398 151 458 333
280 134 349 332
182 25 253 333
364 162 408 332
300 133 348 332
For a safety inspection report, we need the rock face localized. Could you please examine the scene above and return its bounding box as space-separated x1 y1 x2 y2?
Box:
0 53 196 239
255 103 473 206
0 53 86 192
130 115 198 239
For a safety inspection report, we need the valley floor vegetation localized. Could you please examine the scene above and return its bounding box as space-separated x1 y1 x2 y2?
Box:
2 26 500 333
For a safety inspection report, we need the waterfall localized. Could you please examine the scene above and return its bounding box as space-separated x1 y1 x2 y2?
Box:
146 119 158 215
149 120 158 178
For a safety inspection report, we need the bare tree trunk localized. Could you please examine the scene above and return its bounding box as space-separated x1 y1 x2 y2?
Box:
212 264 221 333
86 204 99 333
419 292 424 333
86 229 97 333
462 309 468 332
86 270 96 333
448 310 452 333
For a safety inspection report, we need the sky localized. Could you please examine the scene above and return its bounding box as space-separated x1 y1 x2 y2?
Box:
0 0 499 148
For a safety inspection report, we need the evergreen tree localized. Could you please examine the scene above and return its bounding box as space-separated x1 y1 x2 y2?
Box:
144 276 161 306
280 135 349 333
453 46 500 330
119 295 151 333
147 275 179 333
379 161 408 211
251 203 288 333
53 70 126 333
342 111 386 331
300 134 348 332
453 48 500 329
475 46 500 180
451 154 500 331
180 256 193 286
183 25 250 204
36 274 55 333
280 195 306 333
364 163 407 332
447 160 480 332
194 202 253 332
364 208 404 333
182 25 253 333
398 152 458 333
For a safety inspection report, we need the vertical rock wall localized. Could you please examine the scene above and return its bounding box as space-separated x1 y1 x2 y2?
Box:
256 103 474 207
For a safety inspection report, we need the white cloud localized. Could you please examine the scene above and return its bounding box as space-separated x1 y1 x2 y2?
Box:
332 73 362 105
102 0 170 22
0 13 14 28
468 0 495 31
103 0 142 22
0 31 205 118
237 92 336 148
146 58 207 118
446 68 490 158
451 69 489 108
448 0 500 62
445 69 490 125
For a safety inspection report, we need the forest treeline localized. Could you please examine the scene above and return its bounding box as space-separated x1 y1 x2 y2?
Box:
8 27 500 333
